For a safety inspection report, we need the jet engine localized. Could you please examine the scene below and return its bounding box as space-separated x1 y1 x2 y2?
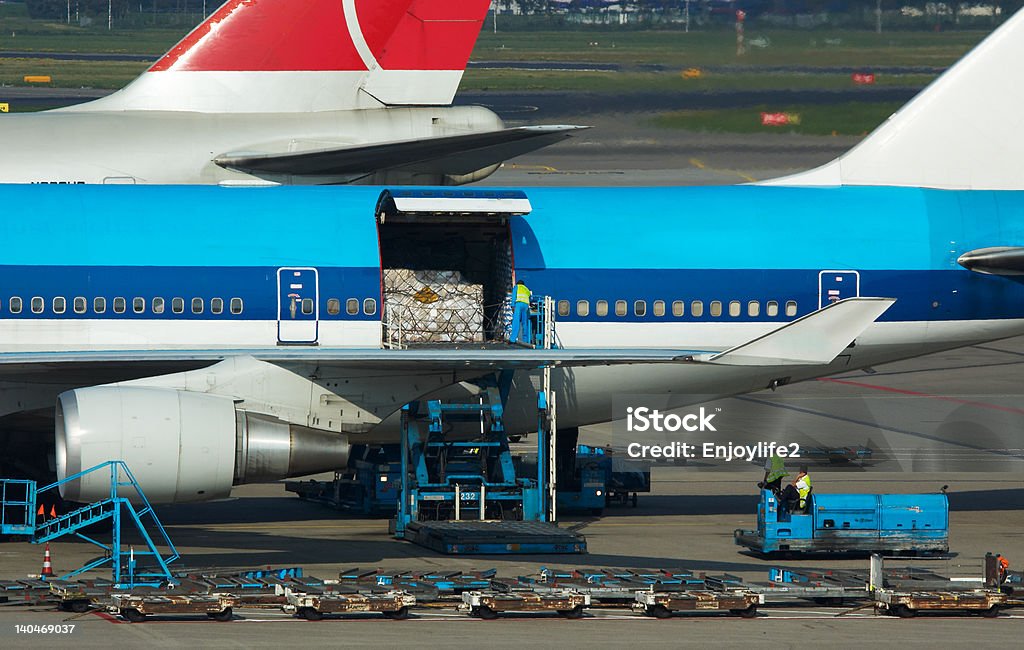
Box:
55 387 349 503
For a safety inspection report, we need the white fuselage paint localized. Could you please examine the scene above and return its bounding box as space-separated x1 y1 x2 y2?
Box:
0 105 502 185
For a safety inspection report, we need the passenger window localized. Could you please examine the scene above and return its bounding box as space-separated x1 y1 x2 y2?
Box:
10 297 22 314
93 297 106 314
748 301 760 317
363 298 377 315
596 300 608 317
327 298 341 315
133 297 145 314
785 300 798 317
113 297 126 314
172 297 184 314
31 297 44 314
634 300 646 317
152 297 165 314
73 297 86 314
230 298 243 315
211 297 224 315
710 301 722 317
577 300 589 317
301 298 314 315
192 298 204 314
672 300 684 317
653 300 665 317
557 300 570 317
346 298 359 315
729 301 741 317
766 300 779 317
53 297 66 314
691 300 703 317
615 300 627 317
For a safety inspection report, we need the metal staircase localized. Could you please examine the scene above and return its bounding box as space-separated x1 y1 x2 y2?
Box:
0 461 179 588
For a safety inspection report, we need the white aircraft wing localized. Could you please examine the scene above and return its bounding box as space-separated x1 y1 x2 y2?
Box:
214 126 587 178
0 299 893 376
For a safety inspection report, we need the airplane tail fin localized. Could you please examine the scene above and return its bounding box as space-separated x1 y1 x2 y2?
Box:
762 8 1024 191
68 0 492 113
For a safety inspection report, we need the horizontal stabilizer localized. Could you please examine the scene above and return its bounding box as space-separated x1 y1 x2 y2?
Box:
215 126 587 178
694 297 896 366
957 247 1024 276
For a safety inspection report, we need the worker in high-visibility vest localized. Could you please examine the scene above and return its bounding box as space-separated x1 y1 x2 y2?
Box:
780 465 812 513
509 279 532 344
758 454 788 495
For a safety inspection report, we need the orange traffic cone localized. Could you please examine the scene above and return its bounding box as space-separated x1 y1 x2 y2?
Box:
49 505 56 519
41 543 54 579
36 505 44 519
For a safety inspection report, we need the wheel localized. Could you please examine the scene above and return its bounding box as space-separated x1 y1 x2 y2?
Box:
208 607 233 622
300 607 324 621
649 604 673 619
121 608 146 623
557 605 584 619
473 605 499 620
631 493 638 507
69 600 91 613
891 604 916 618
981 606 1001 618
382 606 410 620
731 604 758 619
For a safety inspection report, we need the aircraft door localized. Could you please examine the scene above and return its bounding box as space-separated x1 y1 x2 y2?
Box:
818 270 859 309
277 267 319 344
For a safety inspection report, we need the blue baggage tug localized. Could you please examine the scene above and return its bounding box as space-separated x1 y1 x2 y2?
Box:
735 490 949 556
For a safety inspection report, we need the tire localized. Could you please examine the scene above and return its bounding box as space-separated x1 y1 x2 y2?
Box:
891 604 916 618
731 605 758 619
382 606 410 620
473 605 499 620
208 607 233 622
981 606 1001 618
300 607 324 621
121 608 146 623
649 604 673 619
557 605 584 619
69 600 91 613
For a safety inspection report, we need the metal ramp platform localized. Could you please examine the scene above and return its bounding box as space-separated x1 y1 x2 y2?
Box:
404 520 585 555
0 460 178 588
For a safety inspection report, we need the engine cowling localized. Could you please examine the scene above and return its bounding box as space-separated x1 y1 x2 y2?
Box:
55 387 349 503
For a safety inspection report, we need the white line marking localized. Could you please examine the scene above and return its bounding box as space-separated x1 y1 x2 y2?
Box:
343 0 381 72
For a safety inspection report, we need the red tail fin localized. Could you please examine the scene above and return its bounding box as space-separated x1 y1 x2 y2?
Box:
77 0 492 112
149 0 491 73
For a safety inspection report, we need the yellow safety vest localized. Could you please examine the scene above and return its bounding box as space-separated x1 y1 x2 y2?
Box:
766 455 788 483
796 475 812 508
515 284 531 304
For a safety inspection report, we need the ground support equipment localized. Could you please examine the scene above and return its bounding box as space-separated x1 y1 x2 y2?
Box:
632 590 761 618
109 593 237 623
0 460 178 588
459 589 590 619
283 589 416 620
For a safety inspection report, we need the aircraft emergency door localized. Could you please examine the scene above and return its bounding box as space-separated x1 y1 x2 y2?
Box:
277 267 319 344
818 270 860 309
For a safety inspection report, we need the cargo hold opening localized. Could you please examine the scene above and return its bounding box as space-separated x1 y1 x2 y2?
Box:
375 190 531 347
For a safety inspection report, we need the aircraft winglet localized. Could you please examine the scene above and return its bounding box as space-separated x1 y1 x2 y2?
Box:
694 297 896 366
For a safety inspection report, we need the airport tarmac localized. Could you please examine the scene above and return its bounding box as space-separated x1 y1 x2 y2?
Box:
1 340 1022 646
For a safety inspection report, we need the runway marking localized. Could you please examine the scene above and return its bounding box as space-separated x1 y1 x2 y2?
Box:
689 157 758 183
818 377 1024 416
506 163 559 172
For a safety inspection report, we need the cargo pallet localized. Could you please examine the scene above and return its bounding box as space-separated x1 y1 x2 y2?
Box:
459 590 590 619
403 520 586 555
283 590 416 620
109 593 237 623
633 590 761 618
